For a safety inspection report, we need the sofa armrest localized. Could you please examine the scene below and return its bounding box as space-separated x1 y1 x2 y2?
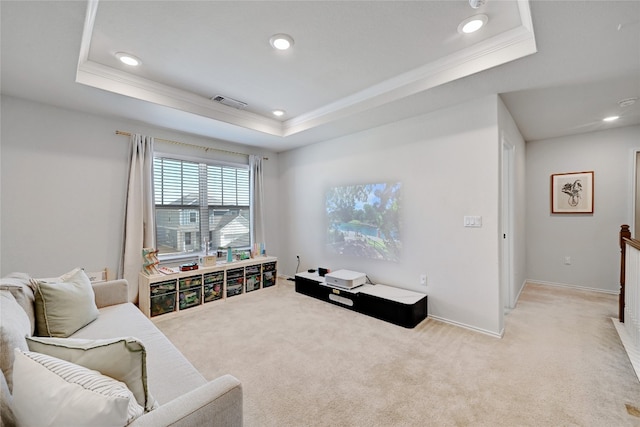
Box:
92 279 129 308
129 375 242 427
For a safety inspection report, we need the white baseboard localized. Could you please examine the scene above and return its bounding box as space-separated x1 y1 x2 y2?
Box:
526 279 618 295
507 279 528 309
612 318 640 383
428 315 504 339
515 279 527 302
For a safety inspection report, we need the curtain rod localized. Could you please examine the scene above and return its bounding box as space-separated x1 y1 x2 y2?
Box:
115 130 268 160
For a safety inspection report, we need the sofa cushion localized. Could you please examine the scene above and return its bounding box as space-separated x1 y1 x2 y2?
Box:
27 335 157 412
0 273 35 335
32 268 99 337
0 291 30 392
12 349 144 426
72 303 207 405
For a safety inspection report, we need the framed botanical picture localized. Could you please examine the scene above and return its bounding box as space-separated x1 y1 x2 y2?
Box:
551 171 594 214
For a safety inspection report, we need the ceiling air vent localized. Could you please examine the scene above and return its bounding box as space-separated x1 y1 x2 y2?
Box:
211 95 247 110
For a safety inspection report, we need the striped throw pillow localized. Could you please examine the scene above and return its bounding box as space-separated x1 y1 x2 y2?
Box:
12 349 144 426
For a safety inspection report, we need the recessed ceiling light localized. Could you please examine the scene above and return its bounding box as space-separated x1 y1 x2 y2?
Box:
603 115 620 122
618 97 637 108
458 14 488 34
469 0 487 9
272 109 286 117
115 52 141 66
269 34 294 50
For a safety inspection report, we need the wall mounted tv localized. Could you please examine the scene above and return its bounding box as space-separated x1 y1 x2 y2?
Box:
326 182 402 262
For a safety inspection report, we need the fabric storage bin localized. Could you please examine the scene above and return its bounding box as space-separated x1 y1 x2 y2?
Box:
203 271 224 302
151 279 177 296
151 289 177 317
226 268 244 297
263 270 276 288
245 265 261 292
179 275 202 290
263 262 277 288
179 286 202 310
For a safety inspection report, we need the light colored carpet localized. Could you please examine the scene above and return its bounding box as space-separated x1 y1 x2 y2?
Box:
154 280 640 426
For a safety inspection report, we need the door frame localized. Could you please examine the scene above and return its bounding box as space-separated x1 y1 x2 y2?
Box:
501 138 515 311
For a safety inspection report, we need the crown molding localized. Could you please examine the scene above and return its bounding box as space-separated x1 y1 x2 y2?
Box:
76 60 284 136
76 0 284 137
283 21 537 136
77 0 536 140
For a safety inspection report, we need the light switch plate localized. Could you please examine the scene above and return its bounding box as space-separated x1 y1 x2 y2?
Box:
464 216 482 227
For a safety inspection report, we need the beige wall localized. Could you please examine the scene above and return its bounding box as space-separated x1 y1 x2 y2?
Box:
0 95 280 282
277 95 506 335
526 125 640 291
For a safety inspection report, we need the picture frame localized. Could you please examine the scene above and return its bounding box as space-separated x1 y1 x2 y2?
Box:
551 171 594 214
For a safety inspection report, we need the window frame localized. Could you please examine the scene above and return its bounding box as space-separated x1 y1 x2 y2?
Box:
153 152 251 263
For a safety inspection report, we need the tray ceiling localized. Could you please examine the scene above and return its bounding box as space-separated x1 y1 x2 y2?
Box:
77 0 536 138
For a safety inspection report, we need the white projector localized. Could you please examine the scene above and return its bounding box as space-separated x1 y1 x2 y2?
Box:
324 269 367 289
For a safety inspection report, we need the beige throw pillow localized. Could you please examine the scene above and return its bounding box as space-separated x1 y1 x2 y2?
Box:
12 349 144 426
27 336 157 412
32 268 99 337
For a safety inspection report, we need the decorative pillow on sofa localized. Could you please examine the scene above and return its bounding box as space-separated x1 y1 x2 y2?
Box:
27 336 157 412
0 290 31 392
12 349 144 426
31 268 99 337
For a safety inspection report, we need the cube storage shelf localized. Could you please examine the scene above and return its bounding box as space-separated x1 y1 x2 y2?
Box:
139 256 277 318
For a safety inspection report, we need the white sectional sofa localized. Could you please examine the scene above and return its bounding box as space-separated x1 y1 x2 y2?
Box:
0 271 242 427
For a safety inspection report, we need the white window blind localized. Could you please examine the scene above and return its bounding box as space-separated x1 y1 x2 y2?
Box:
154 156 250 256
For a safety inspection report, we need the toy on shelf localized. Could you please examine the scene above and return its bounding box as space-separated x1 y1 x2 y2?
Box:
142 248 159 275
158 266 177 275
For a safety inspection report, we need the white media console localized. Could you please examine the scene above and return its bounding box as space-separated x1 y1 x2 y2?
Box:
294 271 427 328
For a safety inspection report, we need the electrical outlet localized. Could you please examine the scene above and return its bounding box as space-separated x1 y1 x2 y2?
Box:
420 274 427 286
564 256 571 265
86 270 106 282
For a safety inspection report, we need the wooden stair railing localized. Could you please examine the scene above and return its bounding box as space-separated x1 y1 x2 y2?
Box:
620 224 631 322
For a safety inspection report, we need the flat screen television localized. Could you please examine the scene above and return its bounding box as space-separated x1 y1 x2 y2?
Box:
326 182 402 262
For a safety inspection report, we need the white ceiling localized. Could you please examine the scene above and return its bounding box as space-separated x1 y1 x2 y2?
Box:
1 1 639 153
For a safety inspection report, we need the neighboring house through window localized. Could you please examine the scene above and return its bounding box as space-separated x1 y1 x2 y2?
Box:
153 156 250 257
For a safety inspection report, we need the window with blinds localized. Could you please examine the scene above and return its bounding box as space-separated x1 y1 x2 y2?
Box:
154 156 250 256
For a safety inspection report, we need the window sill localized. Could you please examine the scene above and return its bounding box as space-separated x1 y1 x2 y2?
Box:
158 253 202 266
